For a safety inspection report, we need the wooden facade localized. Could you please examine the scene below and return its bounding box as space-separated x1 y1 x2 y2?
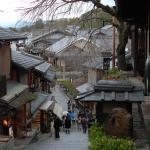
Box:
0 42 11 79
115 0 150 94
76 79 144 123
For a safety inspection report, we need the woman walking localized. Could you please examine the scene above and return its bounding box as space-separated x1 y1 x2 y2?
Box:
65 115 71 134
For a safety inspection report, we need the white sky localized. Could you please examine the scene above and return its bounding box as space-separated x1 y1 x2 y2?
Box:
0 0 115 27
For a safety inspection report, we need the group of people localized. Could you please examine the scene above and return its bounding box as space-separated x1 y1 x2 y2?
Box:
53 111 92 138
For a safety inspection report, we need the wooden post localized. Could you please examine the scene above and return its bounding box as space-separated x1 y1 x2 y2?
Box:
112 16 116 68
96 102 102 122
63 66 65 79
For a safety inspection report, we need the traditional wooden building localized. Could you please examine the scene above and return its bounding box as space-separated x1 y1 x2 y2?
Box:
45 36 100 79
11 50 56 93
0 29 29 138
115 0 150 94
29 93 55 133
76 79 144 122
30 29 72 56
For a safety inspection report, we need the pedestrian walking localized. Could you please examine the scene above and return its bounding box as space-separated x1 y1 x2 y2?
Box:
81 116 88 134
65 115 71 134
62 115 66 131
77 115 82 131
53 116 62 138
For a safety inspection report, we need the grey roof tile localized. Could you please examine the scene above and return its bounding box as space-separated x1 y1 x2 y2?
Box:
76 82 94 94
35 62 51 73
76 79 144 102
45 36 94 56
44 69 56 81
0 80 28 103
0 29 27 40
31 93 48 115
12 50 44 69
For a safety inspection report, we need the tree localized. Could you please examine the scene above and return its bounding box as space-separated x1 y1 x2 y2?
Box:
33 18 44 29
20 0 130 70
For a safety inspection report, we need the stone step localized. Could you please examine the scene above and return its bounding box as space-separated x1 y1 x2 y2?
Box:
133 129 148 140
134 139 149 150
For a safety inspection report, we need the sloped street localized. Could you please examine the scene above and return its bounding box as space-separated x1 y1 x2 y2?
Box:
16 85 89 150
24 126 89 150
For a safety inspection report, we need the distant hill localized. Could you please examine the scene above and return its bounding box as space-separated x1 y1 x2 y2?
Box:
6 9 112 32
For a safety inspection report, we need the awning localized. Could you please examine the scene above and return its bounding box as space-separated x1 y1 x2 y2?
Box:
76 82 94 94
44 69 56 81
0 80 28 106
9 89 30 108
53 103 63 119
40 100 55 111
31 93 48 115
35 62 51 74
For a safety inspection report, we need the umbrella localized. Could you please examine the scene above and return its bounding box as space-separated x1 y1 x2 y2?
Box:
63 111 68 116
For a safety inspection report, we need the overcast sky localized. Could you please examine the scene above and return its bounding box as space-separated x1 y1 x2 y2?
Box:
0 0 115 27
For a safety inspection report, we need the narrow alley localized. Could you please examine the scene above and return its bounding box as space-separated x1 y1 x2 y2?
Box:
14 84 89 150
24 126 89 150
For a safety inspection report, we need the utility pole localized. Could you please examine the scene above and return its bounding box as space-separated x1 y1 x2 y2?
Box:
112 16 116 68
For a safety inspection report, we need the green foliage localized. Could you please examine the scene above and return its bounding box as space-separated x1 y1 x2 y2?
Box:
58 80 78 98
89 124 135 150
17 9 112 32
103 68 125 80
33 19 44 29
80 9 112 29
52 66 61 72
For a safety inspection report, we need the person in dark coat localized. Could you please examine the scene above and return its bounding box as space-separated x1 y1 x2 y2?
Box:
81 116 88 134
53 116 62 138
64 115 71 134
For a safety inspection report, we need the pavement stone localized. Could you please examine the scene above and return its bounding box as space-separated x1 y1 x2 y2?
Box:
24 129 89 150
18 85 89 150
51 84 69 111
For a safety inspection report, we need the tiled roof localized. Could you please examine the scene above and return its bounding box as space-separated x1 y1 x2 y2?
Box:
35 62 51 73
44 69 56 81
45 36 77 55
76 82 94 94
76 79 144 102
0 80 28 103
76 91 144 102
40 95 55 111
11 50 44 69
32 29 71 42
0 29 27 40
31 93 48 115
45 36 94 56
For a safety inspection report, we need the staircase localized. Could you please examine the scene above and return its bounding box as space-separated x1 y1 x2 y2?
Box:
32 111 41 129
132 103 149 149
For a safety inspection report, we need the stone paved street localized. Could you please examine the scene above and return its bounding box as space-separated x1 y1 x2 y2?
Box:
24 128 89 150
51 84 69 111
18 84 89 150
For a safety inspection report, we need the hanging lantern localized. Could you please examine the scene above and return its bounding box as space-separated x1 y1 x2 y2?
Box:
3 119 8 127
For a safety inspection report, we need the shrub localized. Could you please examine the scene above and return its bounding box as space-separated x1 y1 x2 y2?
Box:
89 124 135 150
103 68 125 80
58 80 78 98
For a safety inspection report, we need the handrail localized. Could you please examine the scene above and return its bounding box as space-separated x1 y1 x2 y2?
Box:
137 103 150 146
